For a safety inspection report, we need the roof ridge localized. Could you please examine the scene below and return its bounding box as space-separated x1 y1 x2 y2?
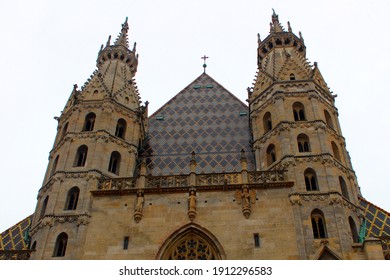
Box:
359 196 390 216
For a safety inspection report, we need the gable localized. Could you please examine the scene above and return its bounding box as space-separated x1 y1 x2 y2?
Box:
144 73 255 175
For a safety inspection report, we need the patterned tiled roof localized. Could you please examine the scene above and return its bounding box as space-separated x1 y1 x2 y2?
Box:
359 197 390 238
0 215 32 251
144 73 255 176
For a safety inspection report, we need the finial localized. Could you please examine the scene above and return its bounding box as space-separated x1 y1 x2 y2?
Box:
257 33 261 44
114 17 130 47
299 31 304 42
106 35 111 47
201 55 209 73
191 151 196 161
133 42 137 52
271 8 279 21
241 149 246 160
288 21 292 32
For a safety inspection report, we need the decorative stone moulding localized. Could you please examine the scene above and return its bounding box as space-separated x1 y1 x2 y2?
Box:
288 192 360 213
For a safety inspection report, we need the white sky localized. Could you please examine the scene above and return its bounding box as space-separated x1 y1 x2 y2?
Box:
0 0 389 231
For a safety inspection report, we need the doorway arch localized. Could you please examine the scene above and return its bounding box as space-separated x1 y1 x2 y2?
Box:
156 223 225 260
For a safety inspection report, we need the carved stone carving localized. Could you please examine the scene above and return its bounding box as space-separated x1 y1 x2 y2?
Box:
236 186 256 218
134 190 144 223
187 188 197 221
288 193 302 205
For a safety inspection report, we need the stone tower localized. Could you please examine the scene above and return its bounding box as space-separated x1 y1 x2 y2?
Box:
249 11 369 259
29 18 147 259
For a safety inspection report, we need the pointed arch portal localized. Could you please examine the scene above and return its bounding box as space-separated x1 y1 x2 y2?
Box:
156 223 225 260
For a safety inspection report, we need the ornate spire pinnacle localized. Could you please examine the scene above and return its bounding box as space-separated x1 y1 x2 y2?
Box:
288 21 292 32
114 17 129 47
270 9 284 33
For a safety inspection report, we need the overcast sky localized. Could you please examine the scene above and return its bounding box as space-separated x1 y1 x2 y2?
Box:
0 0 389 231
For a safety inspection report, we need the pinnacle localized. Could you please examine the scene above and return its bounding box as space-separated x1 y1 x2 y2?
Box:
270 9 284 33
114 17 130 48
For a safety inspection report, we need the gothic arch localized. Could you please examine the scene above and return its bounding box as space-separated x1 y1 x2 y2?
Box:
156 223 226 260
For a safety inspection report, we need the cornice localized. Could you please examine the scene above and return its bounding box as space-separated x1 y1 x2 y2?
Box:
288 191 363 213
38 169 109 197
253 120 345 146
29 213 91 236
268 153 357 180
58 98 140 127
50 129 138 159
250 83 335 115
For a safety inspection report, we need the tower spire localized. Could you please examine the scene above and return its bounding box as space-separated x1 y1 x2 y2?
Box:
114 17 130 47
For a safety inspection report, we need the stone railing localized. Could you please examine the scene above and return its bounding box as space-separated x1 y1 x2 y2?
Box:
248 170 285 183
146 175 188 188
197 173 240 186
95 169 288 194
97 177 135 190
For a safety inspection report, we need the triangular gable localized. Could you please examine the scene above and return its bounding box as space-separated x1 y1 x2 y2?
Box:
277 52 312 81
314 244 342 260
311 65 331 94
145 73 255 176
150 73 248 118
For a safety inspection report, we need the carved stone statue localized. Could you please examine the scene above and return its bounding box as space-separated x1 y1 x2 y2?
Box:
235 186 256 218
188 189 197 221
134 191 144 223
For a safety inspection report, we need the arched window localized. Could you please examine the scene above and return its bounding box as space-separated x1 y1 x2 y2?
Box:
297 133 311 152
50 155 59 177
115 119 127 139
74 145 88 167
65 187 80 210
324 110 334 129
331 141 341 162
349 217 359 243
53 232 68 257
108 151 121 175
293 102 306 121
339 176 349 200
290 73 296 80
83 112 96 131
266 144 276 166
262 112 272 133
61 122 68 138
304 168 318 191
311 209 327 239
39 196 49 220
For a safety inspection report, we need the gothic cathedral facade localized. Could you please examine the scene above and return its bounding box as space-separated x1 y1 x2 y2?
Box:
27 13 387 260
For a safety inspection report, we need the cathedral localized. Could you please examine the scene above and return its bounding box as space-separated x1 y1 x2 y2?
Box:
1 12 389 260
